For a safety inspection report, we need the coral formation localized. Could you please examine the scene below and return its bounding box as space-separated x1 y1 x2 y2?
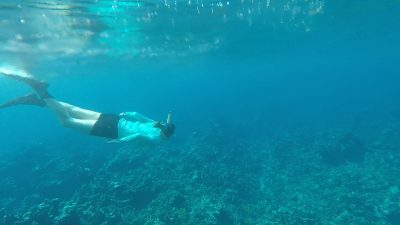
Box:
0 124 399 224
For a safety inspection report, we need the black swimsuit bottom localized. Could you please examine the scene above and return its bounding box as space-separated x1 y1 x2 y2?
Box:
90 113 121 139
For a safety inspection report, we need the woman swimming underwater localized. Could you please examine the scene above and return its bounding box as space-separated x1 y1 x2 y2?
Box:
0 72 175 143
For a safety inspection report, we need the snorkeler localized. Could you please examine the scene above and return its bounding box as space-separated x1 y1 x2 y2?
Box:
0 72 175 143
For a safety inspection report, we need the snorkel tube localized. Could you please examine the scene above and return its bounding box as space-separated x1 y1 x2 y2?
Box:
167 111 172 126
162 111 175 138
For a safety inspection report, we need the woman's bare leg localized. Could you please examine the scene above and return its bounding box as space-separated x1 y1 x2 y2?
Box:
58 101 101 120
44 98 100 134
1 73 102 134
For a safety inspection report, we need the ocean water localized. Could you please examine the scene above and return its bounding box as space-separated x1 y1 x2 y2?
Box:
0 0 399 224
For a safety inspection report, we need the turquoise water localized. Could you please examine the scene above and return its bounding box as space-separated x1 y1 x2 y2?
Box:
0 0 400 224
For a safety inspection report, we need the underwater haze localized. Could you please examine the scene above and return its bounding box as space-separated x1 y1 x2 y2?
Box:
0 0 400 224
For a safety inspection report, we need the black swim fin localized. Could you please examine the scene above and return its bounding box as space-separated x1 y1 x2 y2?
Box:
0 93 46 109
1 72 51 99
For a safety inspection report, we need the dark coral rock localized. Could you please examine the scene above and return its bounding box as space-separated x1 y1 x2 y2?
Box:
171 194 186 208
0 212 17 225
131 188 160 210
56 206 81 225
322 134 368 166
216 210 234 225
387 210 400 225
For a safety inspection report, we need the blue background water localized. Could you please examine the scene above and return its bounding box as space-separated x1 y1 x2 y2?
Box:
0 0 400 224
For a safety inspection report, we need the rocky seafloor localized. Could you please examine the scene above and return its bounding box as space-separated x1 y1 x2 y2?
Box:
1 121 400 225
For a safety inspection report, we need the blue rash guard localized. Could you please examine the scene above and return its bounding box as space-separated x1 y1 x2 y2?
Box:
117 112 163 143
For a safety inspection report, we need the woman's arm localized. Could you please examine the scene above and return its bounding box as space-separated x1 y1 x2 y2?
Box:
119 133 161 143
119 112 153 123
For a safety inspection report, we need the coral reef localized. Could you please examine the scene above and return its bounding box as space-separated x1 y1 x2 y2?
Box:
0 123 400 224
